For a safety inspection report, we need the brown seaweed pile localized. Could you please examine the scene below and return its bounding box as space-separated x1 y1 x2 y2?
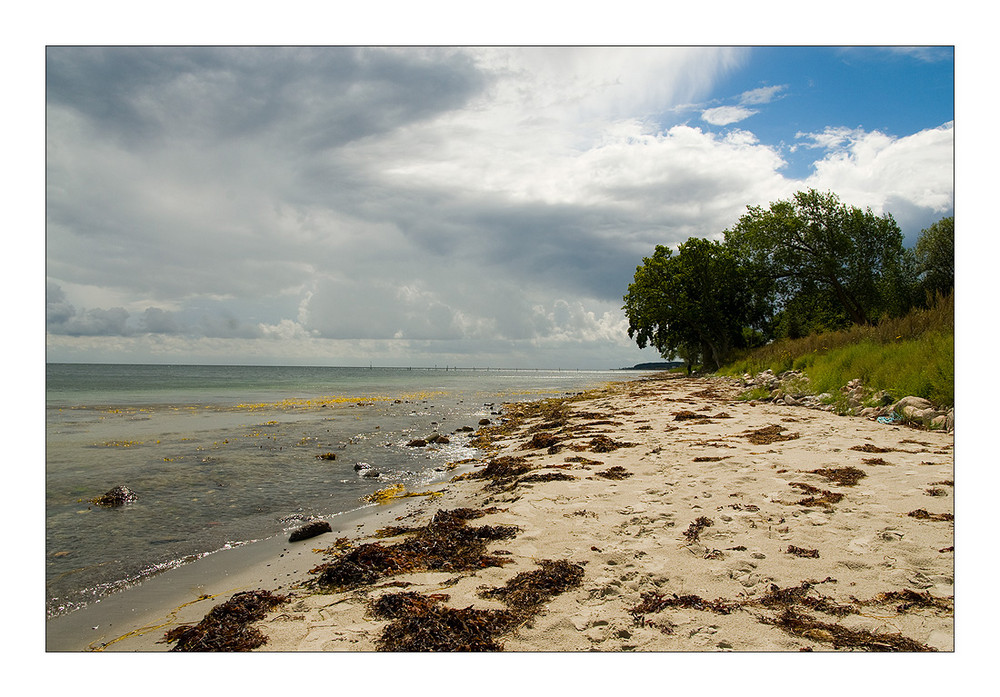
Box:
161 590 288 651
786 545 820 558
808 466 867 487
743 425 800 445
594 466 633 480
310 509 519 590
588 435 636 452
788 482 844 507
630 580 948 651
371 559 585 651
683 516 714 542
907 509 954 522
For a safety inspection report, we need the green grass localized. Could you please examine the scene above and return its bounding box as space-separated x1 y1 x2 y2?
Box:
719 293 953 407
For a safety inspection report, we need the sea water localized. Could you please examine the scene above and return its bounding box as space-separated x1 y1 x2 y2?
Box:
45 364 635 618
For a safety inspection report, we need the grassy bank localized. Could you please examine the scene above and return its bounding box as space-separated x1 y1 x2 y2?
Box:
719 293 954 407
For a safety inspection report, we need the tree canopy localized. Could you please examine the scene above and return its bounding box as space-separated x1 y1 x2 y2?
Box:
914 216 954 300
623 237 770 371
623 189 953 371
724 189 909 327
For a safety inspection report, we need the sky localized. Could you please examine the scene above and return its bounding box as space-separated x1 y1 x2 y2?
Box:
44 45 955 369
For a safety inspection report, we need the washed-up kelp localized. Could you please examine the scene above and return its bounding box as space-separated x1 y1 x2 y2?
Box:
161 590 287 651
478 559 585 615
630 580 947 651
743 425 800 445
683 516 714 542
370 558 584 651
374 601 516 651
311 509 519 590
788 482 844 507
907 509 954 522
850 444 893 453
518 472 577 483
807 467 867 487
786 545 820 558
474 456 533 483
588 435 635 453
594 466 632 480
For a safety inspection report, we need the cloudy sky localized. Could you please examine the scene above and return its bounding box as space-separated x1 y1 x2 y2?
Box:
45 45 954 369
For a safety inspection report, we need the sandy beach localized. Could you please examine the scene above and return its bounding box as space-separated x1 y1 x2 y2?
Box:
51 373 955 653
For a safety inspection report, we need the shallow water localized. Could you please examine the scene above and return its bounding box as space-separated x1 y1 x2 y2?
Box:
46 364 635 618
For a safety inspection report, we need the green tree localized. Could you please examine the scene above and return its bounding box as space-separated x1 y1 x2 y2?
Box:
914 216 954 300
623 237 771 371
724 189 911 329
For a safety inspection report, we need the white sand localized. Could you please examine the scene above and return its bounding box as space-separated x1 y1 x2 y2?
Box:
66 374 954 653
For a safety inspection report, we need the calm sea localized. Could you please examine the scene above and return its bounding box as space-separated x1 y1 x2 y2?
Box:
45 363 636 618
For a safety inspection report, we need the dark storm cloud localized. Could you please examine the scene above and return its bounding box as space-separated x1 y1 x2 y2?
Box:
46 47 487 149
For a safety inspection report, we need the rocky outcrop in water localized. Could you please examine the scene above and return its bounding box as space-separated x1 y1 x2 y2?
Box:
91 485 138 507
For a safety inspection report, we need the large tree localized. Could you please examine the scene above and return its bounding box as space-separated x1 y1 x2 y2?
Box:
623 237 770 371
724 189 911 328
914 216 954 300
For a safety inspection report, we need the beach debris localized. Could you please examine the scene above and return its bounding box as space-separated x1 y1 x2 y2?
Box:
90 485 138 507
316 452 337 460
672 410 702 420
371 558 585 652
521 432 561 451
289 520 333 542
807 466 867 487
630 580 947 651
594 466 633 480
786 545 820 558
743 425 800 445
683 516 714 542
850 443 894 453
862 457 891 465
473 455 533 484
161 590 287 651
907 509 954 522
363 484 405 504
311 508 518 590
478 559 585 614
518 472 576 483
588 435 635 452
788 482 844 507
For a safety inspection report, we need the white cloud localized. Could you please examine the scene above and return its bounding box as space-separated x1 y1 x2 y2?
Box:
801 121 954 214
739 84 786 105
701 105 757 126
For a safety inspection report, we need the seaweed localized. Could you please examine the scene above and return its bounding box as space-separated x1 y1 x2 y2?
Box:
372 559 584 652
808 466 867 487
629 580 945 651
683 516 714 542
862 457 891 466
375 604 516 651
786 545 820 558
478 559 586 615
518 472 577 483
311 508 519 590
474 456 533 482
850 444 893 453
694 456 730 462
673 410 701 421
521 432 561 451
588 435 635 452
161 590 288 651
743 425 799 445
763 609 934 651
564 456 604 466
789 482 844 507
907 509 954 522
594 466 633 480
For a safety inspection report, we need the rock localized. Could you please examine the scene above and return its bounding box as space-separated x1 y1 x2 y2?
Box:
426 434 450 444
406 438 428 447
353 462 371 471
930 415 948 430
289 520 332 542
317 452 337 461
892 396 934 413
783 394 800 406
362 470 381 478
91 485 138 507
478 418 491 426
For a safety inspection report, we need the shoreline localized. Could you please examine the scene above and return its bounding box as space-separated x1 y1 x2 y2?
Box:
48 373 955 652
